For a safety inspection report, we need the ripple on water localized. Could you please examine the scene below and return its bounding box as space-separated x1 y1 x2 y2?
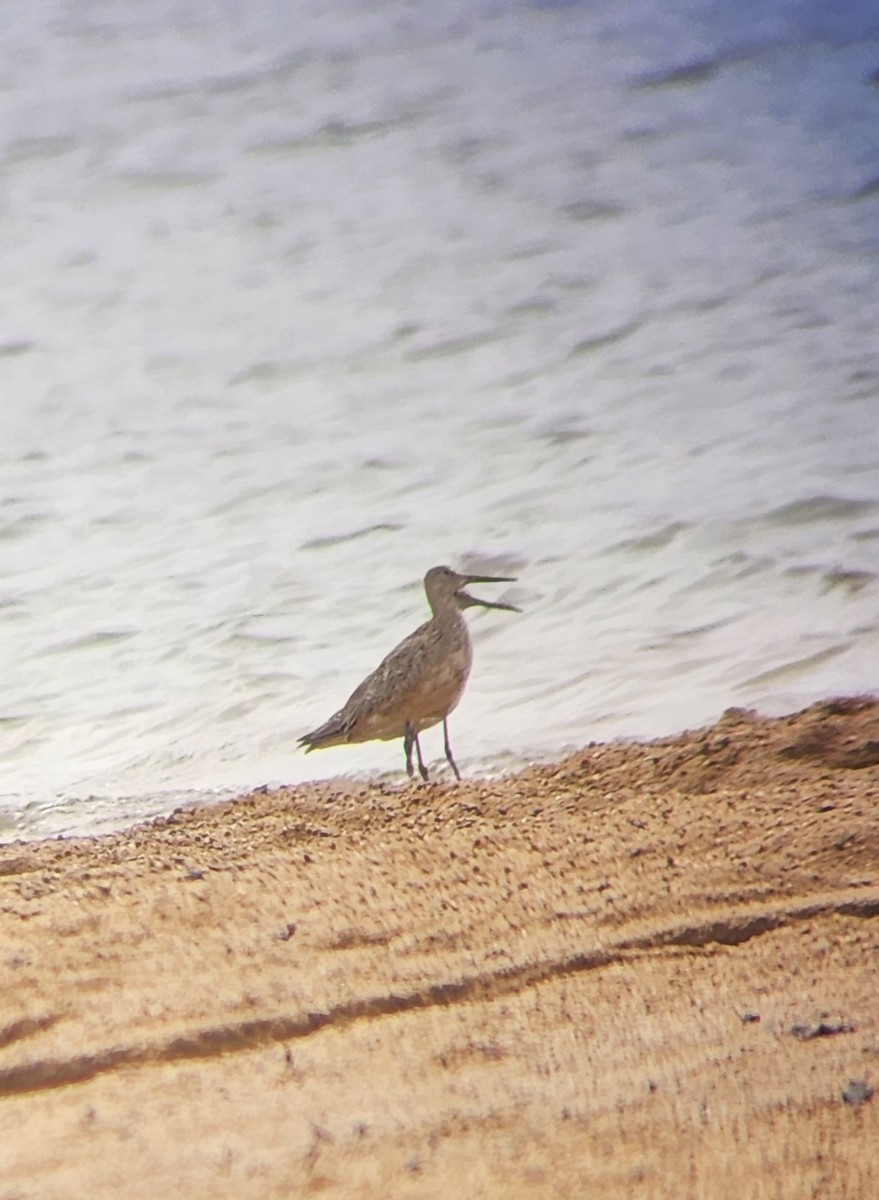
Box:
112 169 222 190
568 318 642 357
0 340 35 357
301 523 404 551
561 200 627 223
821 569 876 597
631 58 723 91
535 422 594 446
5 135 77 162
647 615 742 647
740 644 852 689
604 523 691 555
850 176 879 204
245 117 400 155
402 329 509 363
763 496 879 526
690 553 777 588
0 514 51 542
37 630 140 656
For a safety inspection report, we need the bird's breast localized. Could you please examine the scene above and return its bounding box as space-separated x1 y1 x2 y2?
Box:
407 636 472 728
354 625 472 741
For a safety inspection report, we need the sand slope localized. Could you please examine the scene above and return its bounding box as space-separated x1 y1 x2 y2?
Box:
1 697 878 1197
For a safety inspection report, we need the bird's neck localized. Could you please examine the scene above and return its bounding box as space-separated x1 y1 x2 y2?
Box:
430 601 465 628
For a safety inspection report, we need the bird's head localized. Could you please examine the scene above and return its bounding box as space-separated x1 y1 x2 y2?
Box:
423 564 521 615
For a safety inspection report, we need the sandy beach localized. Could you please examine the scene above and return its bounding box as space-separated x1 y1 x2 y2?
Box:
1 696 878 1197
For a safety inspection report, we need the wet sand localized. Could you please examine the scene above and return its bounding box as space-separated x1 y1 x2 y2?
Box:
2 697 878 1198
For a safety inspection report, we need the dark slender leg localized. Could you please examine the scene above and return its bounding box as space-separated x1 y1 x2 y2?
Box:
443 718 461 781
404 722 429 782
413 730 429 782
403 725 415 779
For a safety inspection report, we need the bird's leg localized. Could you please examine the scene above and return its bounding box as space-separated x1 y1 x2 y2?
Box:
403 724 415 779
413 730 430 782
443 718 462 782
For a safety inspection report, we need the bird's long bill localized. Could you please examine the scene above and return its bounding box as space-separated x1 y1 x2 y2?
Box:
456 574 521 613
464 573 516 586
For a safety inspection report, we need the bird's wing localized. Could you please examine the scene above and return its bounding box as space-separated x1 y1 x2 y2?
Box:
344 618 436 713
299 619 440 748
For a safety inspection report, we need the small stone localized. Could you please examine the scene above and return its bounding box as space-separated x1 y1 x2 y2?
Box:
790 1020 855 1041
842 1080 874 1107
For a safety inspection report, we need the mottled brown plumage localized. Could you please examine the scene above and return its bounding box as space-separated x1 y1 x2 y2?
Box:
298 565 519 780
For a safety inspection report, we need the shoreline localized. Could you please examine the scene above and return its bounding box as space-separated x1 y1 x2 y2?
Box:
2 697 878 1197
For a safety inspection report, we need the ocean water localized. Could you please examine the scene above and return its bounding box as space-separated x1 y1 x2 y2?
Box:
2 0 878 838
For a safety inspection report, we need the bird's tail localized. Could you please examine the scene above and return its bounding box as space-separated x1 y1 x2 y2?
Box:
297 712 350 752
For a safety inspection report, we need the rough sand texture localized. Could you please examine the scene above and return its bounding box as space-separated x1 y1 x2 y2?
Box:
1 697 878 1198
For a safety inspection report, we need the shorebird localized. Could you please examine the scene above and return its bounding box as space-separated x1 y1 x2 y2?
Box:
298 565 519 781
